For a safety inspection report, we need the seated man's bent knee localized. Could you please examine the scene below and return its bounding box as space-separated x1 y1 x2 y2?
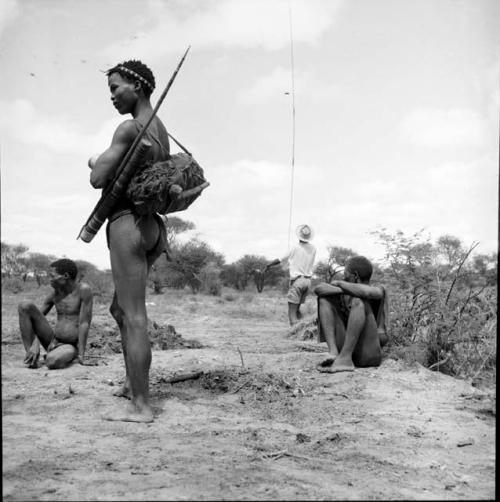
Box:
18 300 36 314
45 344 78 369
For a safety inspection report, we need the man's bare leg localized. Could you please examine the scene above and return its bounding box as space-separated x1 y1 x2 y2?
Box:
110 293 132 399
316 297 346 370
45 344 78 369
103 214 159 423
296 307 303 320
18 301 54 368
325 298 367 373
288 302 300 325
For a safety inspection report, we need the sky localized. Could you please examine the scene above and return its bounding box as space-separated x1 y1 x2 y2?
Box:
1 0 498 270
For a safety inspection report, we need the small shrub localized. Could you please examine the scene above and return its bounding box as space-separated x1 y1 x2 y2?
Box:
3 277 24 294
199 261 223 296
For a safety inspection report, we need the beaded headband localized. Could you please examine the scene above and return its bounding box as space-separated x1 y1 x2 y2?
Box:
116 66 155 92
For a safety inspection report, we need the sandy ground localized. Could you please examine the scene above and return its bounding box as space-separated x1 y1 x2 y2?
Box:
2 287 496 500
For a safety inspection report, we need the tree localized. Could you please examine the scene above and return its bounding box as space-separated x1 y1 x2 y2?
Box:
1 242 29 277
314 245 357 282
221 255 286 292
167 238 224 293
164 216 195 250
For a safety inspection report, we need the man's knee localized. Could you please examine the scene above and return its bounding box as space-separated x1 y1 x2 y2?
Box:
45 346 77 370
110 302 123 324
124 312 148 332
350 297 366 315
45 354 71 370
18 301 35 315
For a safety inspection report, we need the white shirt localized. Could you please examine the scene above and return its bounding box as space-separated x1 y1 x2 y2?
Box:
282 241 316 279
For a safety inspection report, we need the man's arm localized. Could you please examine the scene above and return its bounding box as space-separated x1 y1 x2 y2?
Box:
265 258 281 271
314 282 344 297
24 293 55 363
89 120 138 188
265 250 291 272
41 291 55 316
330 280 384 300
77 284 93 364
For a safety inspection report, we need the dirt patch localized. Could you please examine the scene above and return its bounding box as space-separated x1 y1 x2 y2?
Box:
2 288 495 500
87 319 204 358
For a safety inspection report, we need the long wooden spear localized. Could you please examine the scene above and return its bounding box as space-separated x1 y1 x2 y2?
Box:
78 46 191 243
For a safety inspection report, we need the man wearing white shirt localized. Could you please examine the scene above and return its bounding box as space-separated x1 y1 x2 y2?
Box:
266 224 317 325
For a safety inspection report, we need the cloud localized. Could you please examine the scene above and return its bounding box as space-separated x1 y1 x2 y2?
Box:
0 0 19 36
237 66 340 105
0 99 121 155
399 107 488 148
101 0 341 62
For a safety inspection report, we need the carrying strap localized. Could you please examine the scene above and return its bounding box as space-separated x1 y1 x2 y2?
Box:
167 132 191 156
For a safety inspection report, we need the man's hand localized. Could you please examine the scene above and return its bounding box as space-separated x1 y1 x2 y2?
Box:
88 154 100 169
24 341 40 368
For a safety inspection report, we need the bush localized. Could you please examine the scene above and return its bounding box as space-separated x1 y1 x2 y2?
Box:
199 261 223 296
372 228 497 383
81 269 114 299
3 277 24 294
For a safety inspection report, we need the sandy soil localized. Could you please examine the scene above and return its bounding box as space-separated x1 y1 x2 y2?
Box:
2 287 495 500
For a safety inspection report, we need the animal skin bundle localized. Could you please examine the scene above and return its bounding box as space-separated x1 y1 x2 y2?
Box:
126 152 209 215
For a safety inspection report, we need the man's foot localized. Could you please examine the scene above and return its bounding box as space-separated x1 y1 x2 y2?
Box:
102 402 154 423
320 358 355 373
112 385 132 399
316 356 337 371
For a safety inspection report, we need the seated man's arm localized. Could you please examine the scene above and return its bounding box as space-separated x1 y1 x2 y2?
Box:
89 120 138 188
77 284 93 364
314 282 344 297
330 281 383 300
41 292 55 316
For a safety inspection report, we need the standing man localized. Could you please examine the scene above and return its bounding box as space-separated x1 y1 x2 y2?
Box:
314 255 388 373
18 259 93 369
266 224 316 325
89 60 170 422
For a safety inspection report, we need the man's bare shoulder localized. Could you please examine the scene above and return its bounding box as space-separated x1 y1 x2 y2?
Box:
78 282 93 298
116 119 139 135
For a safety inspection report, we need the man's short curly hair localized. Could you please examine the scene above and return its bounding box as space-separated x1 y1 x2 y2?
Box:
346 256 373 282
106 59 156 97
50 258 78 280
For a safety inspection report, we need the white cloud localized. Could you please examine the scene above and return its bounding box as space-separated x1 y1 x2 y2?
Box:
399 107 488 148
0 99 122 155
101 0 341 62
237 66 340 105
0 0 19 36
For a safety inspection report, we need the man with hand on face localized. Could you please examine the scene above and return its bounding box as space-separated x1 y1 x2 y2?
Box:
18 258 93 370
314 255 388 373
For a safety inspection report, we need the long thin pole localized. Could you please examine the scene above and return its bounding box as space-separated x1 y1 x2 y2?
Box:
287 1 296 250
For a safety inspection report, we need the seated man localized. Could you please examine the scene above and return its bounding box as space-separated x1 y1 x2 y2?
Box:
18 258 93 369
313 255 388 373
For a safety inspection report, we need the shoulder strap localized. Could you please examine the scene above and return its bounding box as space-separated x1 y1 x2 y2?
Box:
167 132 191 155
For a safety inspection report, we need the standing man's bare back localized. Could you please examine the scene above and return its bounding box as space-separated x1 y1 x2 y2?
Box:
18 258 93 369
